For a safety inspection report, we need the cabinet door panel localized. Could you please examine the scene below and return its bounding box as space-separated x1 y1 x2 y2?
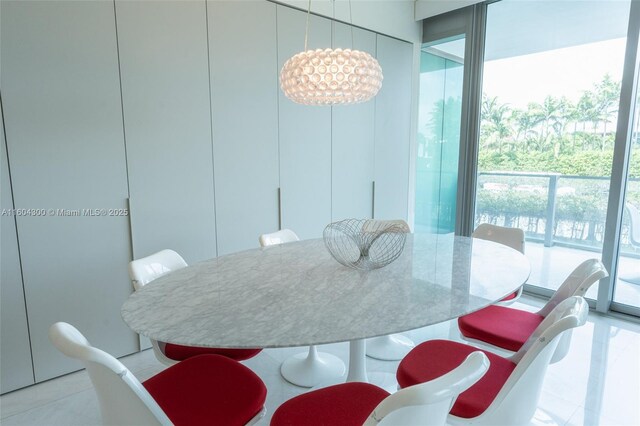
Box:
1 0 137 381
331 23 376 221
116 0 216 264
209 1 279 255
374 35 413 221
277 6 332 239
1 103 35 394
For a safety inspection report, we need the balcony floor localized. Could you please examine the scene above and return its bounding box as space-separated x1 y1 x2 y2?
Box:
526 240 640 308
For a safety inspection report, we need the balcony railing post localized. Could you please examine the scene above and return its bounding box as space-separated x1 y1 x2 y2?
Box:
545 174 559 247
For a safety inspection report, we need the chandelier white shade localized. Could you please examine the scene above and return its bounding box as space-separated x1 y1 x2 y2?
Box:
280 47 383 106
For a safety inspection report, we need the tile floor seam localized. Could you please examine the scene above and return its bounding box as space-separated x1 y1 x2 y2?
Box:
0 384 90 420
0 387 96 424
561 404 582 426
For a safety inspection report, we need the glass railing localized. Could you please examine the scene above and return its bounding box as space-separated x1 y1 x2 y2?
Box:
476 171 640 256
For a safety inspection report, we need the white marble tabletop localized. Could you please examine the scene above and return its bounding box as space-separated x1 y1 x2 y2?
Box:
121 234 530 349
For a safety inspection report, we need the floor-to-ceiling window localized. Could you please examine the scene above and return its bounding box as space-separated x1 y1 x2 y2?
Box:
474 0 632 302
613 52 640 310
416 38 464 233
416 0 640 317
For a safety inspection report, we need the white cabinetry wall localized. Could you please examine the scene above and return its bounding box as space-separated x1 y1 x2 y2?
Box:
331 22 377 221
1 0 138 382
0 0 414 390
1 103 34 393
209 1 281 255
115 0 217 265
374 34 413 221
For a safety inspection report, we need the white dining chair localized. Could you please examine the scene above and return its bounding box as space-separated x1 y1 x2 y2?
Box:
49 322 266 426
259 229 346 388
129 249 261 366
365 219 417 361
259 228 299 247
270 351 489 426
458 258 607 362
398 296 589 425
472 223 525 305
619 203 640 284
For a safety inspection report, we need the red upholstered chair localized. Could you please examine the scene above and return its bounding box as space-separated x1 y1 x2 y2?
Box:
129 249 261 366
458 258 607 362
472 223 525 305
49 322 266 426
271 351 489 426
398 296 589 425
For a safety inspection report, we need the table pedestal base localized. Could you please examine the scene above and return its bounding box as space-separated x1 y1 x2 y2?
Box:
280 346 345 388
366 334 415 361
310 339 398 394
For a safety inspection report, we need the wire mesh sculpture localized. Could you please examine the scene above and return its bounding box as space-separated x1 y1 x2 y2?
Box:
323 219 410 270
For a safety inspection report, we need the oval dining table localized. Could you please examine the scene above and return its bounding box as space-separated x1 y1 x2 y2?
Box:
121 233 530 389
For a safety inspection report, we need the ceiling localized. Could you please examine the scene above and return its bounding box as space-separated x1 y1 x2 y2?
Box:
419 0 630 62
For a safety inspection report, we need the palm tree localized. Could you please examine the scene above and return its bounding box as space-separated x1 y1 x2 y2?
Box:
563 101 581 151
574 91 600 150
481 96 513 154
576 91 596 132
512 107 539 152
528 96 564 155
594 74 621 150
551 97 573 156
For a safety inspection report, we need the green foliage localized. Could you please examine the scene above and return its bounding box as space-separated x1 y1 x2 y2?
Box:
477 74 640 178
555 193 606 223
477 189 546 219
478 148 627 177
470 74 639 247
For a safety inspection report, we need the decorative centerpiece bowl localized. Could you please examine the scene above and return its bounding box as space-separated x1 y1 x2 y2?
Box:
323 219 409 270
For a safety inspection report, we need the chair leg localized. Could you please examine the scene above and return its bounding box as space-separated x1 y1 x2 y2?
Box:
365 334 415 361
245 407 266 426
280 345 346 388
493 286 524 307
151 340 176 366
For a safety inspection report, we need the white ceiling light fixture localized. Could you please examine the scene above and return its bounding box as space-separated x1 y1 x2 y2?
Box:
280 0 383 106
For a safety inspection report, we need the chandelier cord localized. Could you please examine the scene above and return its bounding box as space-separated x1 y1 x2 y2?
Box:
348 0 354 48
332 0 335 47
304 0 311 51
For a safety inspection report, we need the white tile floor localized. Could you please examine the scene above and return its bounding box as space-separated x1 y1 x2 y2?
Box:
1 295 639 425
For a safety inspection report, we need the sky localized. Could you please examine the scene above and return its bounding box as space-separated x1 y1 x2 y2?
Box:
482 37 627 110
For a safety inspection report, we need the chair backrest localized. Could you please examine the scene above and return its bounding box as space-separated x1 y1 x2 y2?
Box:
625 203 640 247
470 297 588 424
472 223 525 254
538 259 607 318
361 219 411 234
49 322 170 426
537 260 606 363
364 351 489 426
259 229 300 247
128 249 188 291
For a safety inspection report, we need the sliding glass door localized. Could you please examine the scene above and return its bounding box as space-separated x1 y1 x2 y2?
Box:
416 0 640 316
613 44 640 310
473 0 635 303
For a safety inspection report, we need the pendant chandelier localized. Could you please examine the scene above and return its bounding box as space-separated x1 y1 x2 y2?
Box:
280 0 383 106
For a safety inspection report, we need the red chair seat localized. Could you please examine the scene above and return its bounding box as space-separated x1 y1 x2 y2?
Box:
397 340 516 419
501 291 518 302
164 342 261 361
143 354 266 426
271 382 390 426
458 305 545 351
